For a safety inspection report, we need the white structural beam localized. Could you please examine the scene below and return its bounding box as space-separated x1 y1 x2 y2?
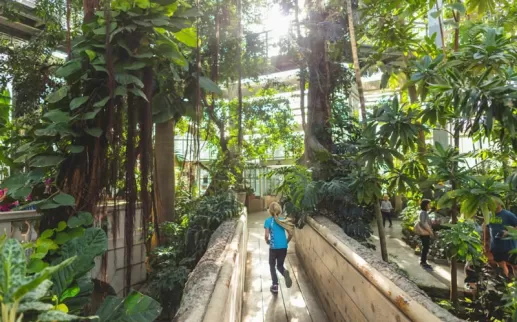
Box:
428 0 449 149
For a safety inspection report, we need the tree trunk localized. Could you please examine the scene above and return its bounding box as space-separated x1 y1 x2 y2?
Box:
345 0 366 124
306 5 331 165
374 199 389 262
154 120 176 226
83 0 99 23
450 124 460 308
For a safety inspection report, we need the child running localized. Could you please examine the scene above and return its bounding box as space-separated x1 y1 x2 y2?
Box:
264 202 293 293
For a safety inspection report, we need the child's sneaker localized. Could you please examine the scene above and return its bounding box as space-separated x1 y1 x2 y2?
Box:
270 284 278 294
283 270 292 288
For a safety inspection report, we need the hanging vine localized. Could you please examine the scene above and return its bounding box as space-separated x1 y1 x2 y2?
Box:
1 0 196 295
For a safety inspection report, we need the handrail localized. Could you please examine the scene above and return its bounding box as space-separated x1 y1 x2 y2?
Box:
0 210 40 222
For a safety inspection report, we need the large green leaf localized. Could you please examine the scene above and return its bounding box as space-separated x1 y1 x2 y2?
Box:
85 127 103 137
67 212 94 228
128 88 149 101
18 301 54 312
0 239 26 303
51 228 107 297
93 97 110 108
54 193 76 206
82 107 102 120
63 276 94 314
34 123 77 137
152 92 175 123
198 76 222 95
13 256 75 301
30 155 66 168
115 73 144 88
43 110 71 123
55 60 82 79
93 22 117 35
47 86 70 104
123 62 147 71
96 291 162 322
70 96 89 110
22 279 52 302
174 27 197 47
156 43 186 66
38 310 84 321
68 145 85 154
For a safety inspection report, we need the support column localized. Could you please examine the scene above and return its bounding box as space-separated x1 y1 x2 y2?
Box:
428 0 449 148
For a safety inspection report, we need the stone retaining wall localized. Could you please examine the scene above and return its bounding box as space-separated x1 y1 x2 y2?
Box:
174 210 247 322
295 216 464 322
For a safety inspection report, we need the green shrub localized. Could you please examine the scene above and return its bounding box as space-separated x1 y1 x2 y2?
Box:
148 191 242 319
400 201 420 231
437 221 485 266
0 237 81 322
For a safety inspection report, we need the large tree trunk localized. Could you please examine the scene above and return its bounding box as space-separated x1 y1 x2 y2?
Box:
83 0 99 22
306 4 331 168
345 0 366 124
154 120 176 226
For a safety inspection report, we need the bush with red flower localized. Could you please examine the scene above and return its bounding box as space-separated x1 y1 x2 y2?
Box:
0 188 20 212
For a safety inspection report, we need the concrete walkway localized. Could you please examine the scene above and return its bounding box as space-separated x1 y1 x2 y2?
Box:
371 219 466 294
242 211 329 322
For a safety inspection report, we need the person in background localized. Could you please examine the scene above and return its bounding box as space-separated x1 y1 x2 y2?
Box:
419 199 434 271
381 195 394 228
264 202 293 294
486 201 517 277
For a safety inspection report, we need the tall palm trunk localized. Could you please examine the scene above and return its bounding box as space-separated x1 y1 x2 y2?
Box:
345 0 366 124
154 120 176 227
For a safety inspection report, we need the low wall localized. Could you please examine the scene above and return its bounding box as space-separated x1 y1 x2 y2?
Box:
174 210 248 322
90 205 147 295
0 205 146 295
295 216 463 322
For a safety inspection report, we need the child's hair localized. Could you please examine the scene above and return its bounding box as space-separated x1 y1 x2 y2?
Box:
269 202 282 217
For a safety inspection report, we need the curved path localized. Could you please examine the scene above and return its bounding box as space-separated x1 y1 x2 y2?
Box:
242 211 329 322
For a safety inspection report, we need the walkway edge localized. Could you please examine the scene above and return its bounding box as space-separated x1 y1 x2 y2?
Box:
306 216 446 322
203 210 248 322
